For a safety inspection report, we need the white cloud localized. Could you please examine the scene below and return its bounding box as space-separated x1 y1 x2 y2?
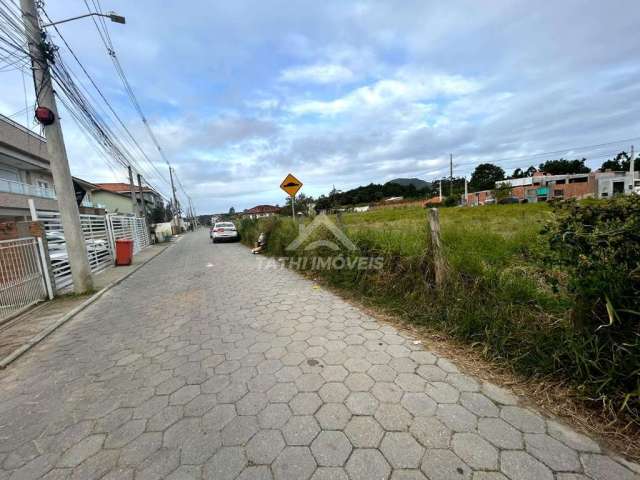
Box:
289 72 481 116
279 63 355 84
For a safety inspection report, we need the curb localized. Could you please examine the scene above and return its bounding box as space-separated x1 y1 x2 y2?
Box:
0 242 174 369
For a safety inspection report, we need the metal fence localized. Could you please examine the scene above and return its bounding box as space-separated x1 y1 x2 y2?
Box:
106 215 150 255
37 211 150 291
0 238 48 322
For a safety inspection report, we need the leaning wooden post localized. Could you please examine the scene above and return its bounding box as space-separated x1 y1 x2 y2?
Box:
428 208 446 288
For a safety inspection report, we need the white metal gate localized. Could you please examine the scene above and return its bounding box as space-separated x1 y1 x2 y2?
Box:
34 210 150 292
0 238 48 322
106 215 150 254
38 211 114 291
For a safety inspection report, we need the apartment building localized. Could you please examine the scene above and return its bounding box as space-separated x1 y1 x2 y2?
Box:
0 114 103 222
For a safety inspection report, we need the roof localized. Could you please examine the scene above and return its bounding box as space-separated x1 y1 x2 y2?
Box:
245 205 280 214
94 182 159 195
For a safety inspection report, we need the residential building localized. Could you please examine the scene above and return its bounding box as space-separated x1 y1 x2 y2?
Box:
0 114 103 222
93 182 164 216
466 170 640 205
243 205 280 219
86 186 137 215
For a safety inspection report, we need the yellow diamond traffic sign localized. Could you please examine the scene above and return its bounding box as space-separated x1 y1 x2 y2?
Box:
280 173 303 197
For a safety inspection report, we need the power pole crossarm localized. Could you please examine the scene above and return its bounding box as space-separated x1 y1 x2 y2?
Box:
20 0 93 293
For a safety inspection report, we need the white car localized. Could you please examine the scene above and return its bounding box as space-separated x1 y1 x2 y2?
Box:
211 222 239 243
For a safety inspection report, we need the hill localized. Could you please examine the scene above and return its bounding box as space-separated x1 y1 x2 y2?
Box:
386 177 430 190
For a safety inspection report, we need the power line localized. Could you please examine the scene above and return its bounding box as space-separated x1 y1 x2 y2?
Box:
31 6 172 201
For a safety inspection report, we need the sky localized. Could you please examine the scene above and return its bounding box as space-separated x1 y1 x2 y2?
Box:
2 0 640 214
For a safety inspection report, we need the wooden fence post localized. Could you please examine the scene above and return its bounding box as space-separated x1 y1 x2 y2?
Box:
428 208 446 288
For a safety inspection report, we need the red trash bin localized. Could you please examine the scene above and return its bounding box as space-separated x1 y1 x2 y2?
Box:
115 239 134 266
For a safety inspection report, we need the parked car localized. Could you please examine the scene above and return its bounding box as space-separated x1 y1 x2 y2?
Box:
498 197 520 204
211 222 239 243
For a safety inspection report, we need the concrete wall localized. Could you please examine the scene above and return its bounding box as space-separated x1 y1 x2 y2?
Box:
0 115 49 168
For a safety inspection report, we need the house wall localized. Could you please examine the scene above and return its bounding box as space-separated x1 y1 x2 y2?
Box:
92 190 135 214
465 190 494 205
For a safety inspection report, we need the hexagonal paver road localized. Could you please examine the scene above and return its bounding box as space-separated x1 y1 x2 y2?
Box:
0 230 638 480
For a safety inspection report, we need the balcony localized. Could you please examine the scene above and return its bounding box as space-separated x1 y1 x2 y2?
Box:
0 177 104 209
0 177 56 199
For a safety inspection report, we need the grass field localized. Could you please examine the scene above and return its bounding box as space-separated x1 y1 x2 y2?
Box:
238 201 638 425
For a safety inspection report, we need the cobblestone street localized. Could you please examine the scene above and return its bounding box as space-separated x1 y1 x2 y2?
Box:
0 230 637 480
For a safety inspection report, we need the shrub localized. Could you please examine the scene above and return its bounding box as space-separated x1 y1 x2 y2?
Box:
543 196 640 416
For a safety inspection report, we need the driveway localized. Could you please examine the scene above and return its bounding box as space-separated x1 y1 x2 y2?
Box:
0 229 637 480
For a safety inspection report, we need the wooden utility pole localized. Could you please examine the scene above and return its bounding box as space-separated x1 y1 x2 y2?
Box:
428 208 446 288
20 0 93 293
136 173 145 218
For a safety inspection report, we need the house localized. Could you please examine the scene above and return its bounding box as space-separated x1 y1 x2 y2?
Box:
93 182 163 216
86 185 138 215
464 169 640 205
243 205 280 219
0 114 104 222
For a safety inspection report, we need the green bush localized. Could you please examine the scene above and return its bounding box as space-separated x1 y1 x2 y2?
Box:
543 196 640 416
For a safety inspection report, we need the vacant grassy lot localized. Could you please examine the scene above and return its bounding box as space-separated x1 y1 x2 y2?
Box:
238 201 638 426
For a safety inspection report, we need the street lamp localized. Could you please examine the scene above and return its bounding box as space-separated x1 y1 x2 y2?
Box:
40 11 126 28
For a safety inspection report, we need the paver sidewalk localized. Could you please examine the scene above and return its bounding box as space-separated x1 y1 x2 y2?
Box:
0 230 637 480
0 241 172 365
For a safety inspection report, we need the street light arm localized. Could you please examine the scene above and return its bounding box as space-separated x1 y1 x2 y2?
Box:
40 11 125 28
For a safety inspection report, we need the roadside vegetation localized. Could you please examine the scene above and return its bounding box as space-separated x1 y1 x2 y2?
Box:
239 197 640 425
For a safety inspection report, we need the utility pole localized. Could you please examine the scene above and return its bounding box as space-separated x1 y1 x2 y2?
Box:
136 173 145 218
630 145 635 194
169 166 178 222
20 0 93 293
449 153 453 197
127 165 138 216
188 197 195 230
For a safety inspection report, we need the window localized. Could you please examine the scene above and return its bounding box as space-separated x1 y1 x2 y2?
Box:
612 181 625 195
37 180 49 190
554 190 564 197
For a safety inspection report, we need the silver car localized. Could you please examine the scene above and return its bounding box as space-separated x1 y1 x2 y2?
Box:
211 222 239 243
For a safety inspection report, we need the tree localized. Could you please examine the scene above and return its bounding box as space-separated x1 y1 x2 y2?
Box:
150 204 165 224
164 203 173 222
511 166 536 178
280 193 315 216
493 182 512 202
469 163 505 191
601 151 638 172
539 158 590 175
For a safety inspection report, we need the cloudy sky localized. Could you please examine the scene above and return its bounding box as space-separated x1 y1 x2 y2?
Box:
2 0 640 213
